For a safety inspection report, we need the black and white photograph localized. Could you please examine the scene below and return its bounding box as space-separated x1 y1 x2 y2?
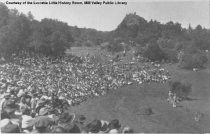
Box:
0 0 210 133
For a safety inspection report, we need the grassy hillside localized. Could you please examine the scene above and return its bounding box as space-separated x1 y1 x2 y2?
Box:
69 52 210 133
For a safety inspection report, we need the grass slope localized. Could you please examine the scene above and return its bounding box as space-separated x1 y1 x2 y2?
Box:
70 79 210 133
67 48 210 133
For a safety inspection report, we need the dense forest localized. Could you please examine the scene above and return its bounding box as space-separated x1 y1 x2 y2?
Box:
0 3 209 69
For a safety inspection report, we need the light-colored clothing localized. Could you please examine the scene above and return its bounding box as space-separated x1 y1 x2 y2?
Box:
109 129 118 134
19 102 30 112
40 95 49 100
167 92 173 104
17 89 24 98
10 118 21 127
22 129 31 133
47 114 55 120
172 95 177 107
0 98 6 110
0 119 11 128
22 115 34 129
30 97 37 112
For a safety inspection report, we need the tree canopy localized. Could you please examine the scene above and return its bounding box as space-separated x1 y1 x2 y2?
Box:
0 3 73 57
0 4 209 63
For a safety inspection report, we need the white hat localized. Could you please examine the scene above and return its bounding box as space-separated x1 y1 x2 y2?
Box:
22 115 34 129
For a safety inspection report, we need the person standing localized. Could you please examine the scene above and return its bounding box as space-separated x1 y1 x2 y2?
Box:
123 50 126 57
30 93 38 116
172 94 177 108
167 91 173 104
0 93 10 111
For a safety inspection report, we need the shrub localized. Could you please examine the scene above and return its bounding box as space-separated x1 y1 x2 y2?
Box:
142 42 165 61
162 48 178 62
179 51 207 69
106 43 124 54
168 81 192 99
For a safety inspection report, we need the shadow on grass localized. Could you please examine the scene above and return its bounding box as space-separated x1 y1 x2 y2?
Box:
182 97 200 101
176 105 183 108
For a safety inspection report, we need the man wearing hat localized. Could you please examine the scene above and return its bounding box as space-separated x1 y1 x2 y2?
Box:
58 112 79 133
33 116 53 133
3 99 21 126
73 114 87 133
99 120 109 133
21 116 34 133
39 107 49 116
86 119 102 133
122 126 134 133
35 98 46 114
58 112 75 124
1 122 21 133
30 93 38 116
21 106 35 132
0 92 10 111
107 119 121 133
19 96 31 114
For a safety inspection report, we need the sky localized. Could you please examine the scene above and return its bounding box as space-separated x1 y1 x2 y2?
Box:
2 0 210 31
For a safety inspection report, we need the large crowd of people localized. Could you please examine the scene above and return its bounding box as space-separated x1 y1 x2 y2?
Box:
0 51 170 133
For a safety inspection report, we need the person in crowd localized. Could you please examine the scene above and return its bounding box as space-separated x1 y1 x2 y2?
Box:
99 120 109 133
17 89 24 98
35 99 46 115
167 90 173 104
21 108 34 133
3 99 21 126
108 119 121 133
172 94 177 108
1 122 21 133
77 114 86 125
51 126 66 133
122 126 134 133
0 93 10 111
1 110 10 120
19 96 31 114
86 119 102 133
67 123 81 133
57 112 80 133
38 107 50 116
33 115 53 133
30 93 38 117
0 51 172 133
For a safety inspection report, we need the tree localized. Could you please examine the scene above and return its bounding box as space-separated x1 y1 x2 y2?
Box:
0 6 31 57
0 3 9 28
0 26 18 57
169 81 192 100
27 11 34 21
142 40 165 61
162 48 178 62
28 18 73 56
179 45 208 69
162 21 183 38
